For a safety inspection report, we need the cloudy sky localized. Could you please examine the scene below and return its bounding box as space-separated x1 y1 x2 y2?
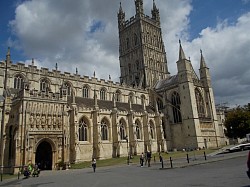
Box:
0 0 250 107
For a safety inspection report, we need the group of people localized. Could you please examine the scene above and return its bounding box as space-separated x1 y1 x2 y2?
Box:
23 163 40 178
140 151 152 167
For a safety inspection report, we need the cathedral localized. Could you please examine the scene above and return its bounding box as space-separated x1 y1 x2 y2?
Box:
0 0 227 173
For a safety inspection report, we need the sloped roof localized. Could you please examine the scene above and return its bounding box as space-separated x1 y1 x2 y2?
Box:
155 75 179 90
72 97 155 114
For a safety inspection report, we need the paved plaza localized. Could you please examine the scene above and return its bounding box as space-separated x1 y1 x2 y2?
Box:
0 151 249 187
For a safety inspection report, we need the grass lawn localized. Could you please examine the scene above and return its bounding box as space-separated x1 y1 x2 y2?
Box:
0 173 19 181
70 149 216 169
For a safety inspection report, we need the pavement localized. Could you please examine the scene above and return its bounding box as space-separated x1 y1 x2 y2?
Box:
0 149 248 183
129 149 249 170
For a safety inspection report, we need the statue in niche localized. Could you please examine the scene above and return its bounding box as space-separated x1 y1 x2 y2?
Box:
47 116 51 129
41 115 46 129
29 115 34 128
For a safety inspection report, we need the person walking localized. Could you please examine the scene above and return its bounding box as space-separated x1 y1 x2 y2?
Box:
140 153 144 167
92 158 96 173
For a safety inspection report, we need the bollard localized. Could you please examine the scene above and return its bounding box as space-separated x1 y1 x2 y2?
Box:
204 151 207 160
161 159 164 169
170 157 173 168
154 156 156 162
186 153 189 163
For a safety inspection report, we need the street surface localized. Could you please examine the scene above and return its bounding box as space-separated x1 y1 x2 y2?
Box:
0 151 249 187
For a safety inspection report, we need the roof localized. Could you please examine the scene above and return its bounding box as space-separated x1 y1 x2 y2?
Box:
71 97 155 114
154 75 179 90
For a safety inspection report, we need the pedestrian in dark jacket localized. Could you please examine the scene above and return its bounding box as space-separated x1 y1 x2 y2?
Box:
92 158 96 172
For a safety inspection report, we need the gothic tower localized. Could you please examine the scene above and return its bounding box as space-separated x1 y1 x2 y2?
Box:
118 0 169 88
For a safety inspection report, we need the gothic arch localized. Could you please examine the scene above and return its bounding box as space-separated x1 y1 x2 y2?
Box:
115 89 122 102
100 87 107 100
61 81 73 96
78 116 91 142
82 84 91 98
149 120 155 140
118 118 127 140
35 138 56 152
195 88 205 117
135 119 142 140
100 117 111 141
13 73 27 89
171 91 182 124
39 77 51 92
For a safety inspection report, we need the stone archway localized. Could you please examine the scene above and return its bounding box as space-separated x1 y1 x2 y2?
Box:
35 141 53 170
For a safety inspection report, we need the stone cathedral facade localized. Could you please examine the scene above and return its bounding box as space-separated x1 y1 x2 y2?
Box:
0 0 226 172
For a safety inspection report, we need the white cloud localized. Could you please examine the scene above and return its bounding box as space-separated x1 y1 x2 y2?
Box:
8 0 250 106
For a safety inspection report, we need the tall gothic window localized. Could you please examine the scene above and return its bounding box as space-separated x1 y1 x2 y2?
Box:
195 89 205 117
135 121 141 140
40 79 50 92
101 120 108 140
150 123 154 139
14 75 24 89
116 90 121 102
79 118 88 141
62 82 71 96
129 92 134 104
100 88 106 100
171 92 182 123
119 121 126 140
157 98 164 110
83 86 89 98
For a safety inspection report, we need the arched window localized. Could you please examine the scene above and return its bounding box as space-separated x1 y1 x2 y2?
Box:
40 79 50 92
171 92 182 123
195 89 205 117
83 86 89 98
116 90 121 102
129 92 134 104
135 121 141 139
79 118 88 141
14 75 24 89
101 120 108 140
157 98 164 110
141 95 146 105
61 82 71 96
119 121 126 140
150 123 154 139
100 88 106 100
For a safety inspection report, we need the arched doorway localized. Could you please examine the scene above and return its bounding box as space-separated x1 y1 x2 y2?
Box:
35 141 52 170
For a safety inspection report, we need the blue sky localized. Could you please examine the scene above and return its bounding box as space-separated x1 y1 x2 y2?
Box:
0 0 250 107
189 0 250 40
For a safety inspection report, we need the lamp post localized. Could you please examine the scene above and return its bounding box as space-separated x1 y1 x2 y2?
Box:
125 136 129 165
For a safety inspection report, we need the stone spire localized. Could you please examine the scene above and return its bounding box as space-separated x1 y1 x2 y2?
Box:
200 49 207 68
151 0 160 22
178 40 186 60
118 2 125 29
6 47 11 63
135 0 144 17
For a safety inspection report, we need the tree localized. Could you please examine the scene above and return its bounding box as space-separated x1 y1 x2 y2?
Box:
224 105 250 139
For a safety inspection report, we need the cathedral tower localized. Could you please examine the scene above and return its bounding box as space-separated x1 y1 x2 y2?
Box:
118 0 169 88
